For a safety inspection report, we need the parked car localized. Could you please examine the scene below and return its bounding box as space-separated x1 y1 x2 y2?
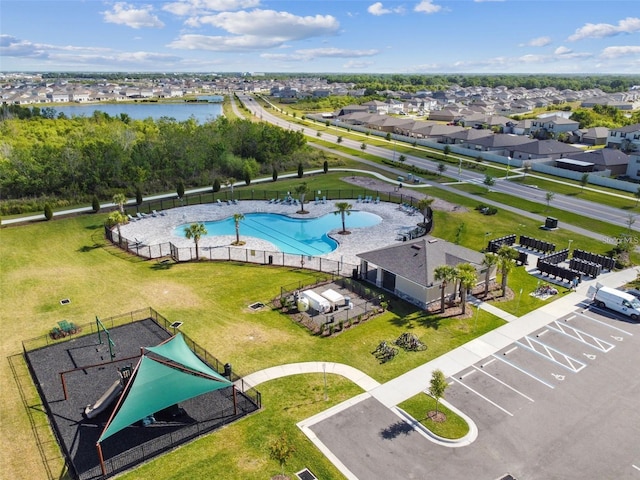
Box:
625 289 640 300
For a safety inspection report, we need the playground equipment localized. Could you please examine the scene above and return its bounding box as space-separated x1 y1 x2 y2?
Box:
96 316 116 359
84 365 132 419
84 380 123 419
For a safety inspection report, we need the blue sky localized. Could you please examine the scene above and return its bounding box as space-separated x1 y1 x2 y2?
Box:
1 0 639 74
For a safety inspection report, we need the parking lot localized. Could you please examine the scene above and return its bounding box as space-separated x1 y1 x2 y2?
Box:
308 299 640 479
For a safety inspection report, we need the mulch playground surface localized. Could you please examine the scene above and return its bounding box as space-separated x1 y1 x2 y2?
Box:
25 319 255 479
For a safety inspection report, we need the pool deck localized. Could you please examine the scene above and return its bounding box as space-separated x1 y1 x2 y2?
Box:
119 200 424 266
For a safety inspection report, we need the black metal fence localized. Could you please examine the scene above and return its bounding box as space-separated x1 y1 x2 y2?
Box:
125 187 423 217
21 307 261 480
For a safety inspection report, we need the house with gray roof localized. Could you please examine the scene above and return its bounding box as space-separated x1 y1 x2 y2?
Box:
511 139 583 160
561 149 630 176
356 236 489 309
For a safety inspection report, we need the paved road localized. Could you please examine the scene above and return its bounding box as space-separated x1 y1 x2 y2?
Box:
238 93 640 234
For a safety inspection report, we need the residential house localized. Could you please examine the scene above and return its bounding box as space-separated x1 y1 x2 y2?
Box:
511 139 584 160
561 149 630 176
530 115 580 138
357 237 488 309
606 123 640 154
362 100 389 115
576 127 609 146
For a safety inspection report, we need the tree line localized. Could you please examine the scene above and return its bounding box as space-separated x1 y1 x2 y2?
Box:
0 105 313 213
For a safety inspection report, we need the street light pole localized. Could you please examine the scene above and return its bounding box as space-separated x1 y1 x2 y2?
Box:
506 156 511 180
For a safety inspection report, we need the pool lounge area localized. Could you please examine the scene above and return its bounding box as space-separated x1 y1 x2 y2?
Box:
118 199 426 267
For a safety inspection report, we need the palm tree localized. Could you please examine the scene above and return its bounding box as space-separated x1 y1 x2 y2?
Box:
184 222 208 260
416 197 434 225
545 191 555 211
232 213 245 245
334 201 353 234
496 244 518 297
294 182 309 213
106 211 127 246
112 192 126 214
226 177 236 200
456 263 478 315
482 253 499 298
434 265 457 314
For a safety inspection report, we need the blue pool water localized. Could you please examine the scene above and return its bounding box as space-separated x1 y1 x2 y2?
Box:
175 211 381 255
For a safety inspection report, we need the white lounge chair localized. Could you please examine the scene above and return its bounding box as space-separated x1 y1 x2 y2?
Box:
136 212 145 219
127 214 137 222
315 196 319 205
357 195 362 203
217 199 223 206
322 196 327 204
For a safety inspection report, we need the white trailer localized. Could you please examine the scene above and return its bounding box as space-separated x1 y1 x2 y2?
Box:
300 290 331 314
320 289 345 309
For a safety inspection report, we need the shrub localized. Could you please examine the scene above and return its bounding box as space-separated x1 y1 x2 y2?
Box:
135 186 143 205
212 178 221 192
44 203 53 221
323 160 328 174
91 195 100 213
297 162 304 178
177 180 185 199
272 167 278 182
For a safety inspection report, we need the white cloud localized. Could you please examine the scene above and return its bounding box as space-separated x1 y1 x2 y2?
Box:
524 36 552 47
169 9 339 51
0 35 112 59
102 2 164 29
568 17 640 41
368 2 391 15
600 45 640 59
367 2 404 16
414 0 442 14
260 47 379 62
554 46 572 55
162 0 260 16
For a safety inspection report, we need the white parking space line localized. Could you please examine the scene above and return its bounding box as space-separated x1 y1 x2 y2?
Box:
451 377 513 417
580 310 635 336
472 365 534 403
536 328 548 337
481 358 496 368
517 336 587 373
458 370 475 380
632 464 640 472
547 321 615 352
503 346 518 355
492 353 555 389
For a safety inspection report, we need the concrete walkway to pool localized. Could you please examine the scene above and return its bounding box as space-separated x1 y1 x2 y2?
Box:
118 198 427 266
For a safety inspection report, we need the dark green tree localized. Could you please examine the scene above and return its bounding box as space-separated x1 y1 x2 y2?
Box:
177 180 185 199
297 162 304 178
44 203 53 221
213 178 221 192
135 185 143 205
323 160 329 174
91 195 100 213
272 166 278 182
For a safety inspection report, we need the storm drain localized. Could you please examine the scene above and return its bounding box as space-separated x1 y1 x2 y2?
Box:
295 468 317 480
248 302 265 310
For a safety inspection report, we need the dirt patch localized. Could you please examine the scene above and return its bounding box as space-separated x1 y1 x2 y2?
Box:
341 175 467 213
427 410 447 423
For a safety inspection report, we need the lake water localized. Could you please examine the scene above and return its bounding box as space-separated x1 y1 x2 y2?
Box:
51 97 223 123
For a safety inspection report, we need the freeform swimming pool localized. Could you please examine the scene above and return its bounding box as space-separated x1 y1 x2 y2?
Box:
174 211 382 255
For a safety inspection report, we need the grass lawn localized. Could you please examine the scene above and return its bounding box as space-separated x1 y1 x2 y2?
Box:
1 168 636 479
398 393 470 440
0 211 504 480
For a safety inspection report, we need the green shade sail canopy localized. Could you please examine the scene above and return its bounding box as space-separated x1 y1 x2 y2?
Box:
98 333 232 443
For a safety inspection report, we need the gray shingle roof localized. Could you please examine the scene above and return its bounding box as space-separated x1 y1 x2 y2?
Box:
357 237 484 287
